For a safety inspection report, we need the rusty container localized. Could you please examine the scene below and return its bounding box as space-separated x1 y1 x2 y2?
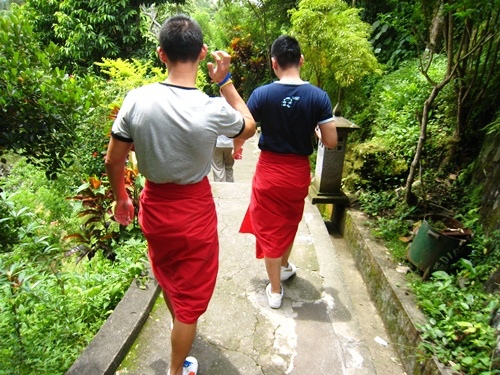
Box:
407 214 472 279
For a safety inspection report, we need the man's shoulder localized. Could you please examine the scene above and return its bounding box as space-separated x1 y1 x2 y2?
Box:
126 82 161 97
253 82 275 92
251 81 288 96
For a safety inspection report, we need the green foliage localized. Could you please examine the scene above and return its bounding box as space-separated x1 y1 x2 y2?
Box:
371 1 422 70
96 58 168 106
64 171 144 262
209 0 292 97
228 35 269 100
0 158 77 229
0 159 147 374
65 177 120 262
466 224 500 266
1 2 497 373
0 191 29 253
371 217 410 261
358 189 399 217
290 0 382 93
412 261 499 374
346 57 453 192
25 0 145 72
483 112 500 136
357 189 414 261
96 56 209 110
212 0 292 52
0 240 147 374
70 114 111 178
356 167 499 372
0 5 103 179
372 56 450 154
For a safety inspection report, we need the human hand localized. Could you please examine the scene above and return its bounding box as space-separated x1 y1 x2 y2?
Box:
233 147 243 160
207 50 231 84
113 198 135 226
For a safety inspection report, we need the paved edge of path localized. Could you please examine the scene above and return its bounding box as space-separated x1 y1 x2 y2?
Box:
65 207 450 375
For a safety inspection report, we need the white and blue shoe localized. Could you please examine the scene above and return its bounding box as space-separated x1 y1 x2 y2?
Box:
280 262 297 281
167 356 198 375
183 356 198 375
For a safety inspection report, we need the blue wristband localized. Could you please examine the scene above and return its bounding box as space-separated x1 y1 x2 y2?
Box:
217 72 232 86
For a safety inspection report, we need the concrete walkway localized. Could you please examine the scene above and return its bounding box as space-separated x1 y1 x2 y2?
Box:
105 135 405 375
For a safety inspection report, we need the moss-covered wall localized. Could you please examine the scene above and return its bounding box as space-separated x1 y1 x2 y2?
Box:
475 132 500 235
342 210 452 375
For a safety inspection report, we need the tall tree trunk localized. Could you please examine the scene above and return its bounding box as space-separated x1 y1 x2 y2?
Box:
406 1 499 205
405 85 443 204
440 10 498 172
428 2 444 53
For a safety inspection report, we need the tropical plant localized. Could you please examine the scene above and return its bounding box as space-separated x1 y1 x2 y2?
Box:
0 5 102 179
366 1 421 70
346 57 452 195
228 35 269 100
289 0 382 98
64 170 144 262
389 0 500 204
0 157 147 374
413 260 499 374
24 0 141 72
0 191 29 253
0 240 147 374
208 0 292 97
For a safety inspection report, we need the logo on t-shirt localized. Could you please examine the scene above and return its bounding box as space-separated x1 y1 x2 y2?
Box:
281 96 300 108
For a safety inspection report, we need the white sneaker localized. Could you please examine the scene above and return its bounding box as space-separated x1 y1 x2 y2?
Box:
266 283 284 309
183 356 198 375
280 262 297 281
167 357 198 375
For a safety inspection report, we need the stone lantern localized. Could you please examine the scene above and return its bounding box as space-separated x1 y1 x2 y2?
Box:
310 104 359 228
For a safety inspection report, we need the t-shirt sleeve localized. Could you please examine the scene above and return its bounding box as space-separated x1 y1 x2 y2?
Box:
247 89 261 123
111 91 135 142
317 91 334 125
216 100 245 138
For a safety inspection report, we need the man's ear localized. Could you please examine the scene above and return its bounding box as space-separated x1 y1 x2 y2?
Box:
199 44 208 61
157 47 167 63
271 57 278 70
299 54 305 67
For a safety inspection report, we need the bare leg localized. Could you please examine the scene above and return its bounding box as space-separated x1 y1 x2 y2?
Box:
265 242 295 293
265 256 282 294
281 242 293 268
163 289 197 375
169 320 197 375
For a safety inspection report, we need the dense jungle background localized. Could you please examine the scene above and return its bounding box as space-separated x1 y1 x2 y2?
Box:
0 0 499 374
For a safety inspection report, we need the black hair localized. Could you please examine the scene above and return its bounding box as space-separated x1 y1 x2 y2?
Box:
158 14 203 63
271 35 301 69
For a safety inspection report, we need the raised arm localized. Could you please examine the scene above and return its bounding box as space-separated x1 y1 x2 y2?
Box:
207 51 256 140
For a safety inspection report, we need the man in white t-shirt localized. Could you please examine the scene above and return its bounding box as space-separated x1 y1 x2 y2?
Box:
105 14 255 375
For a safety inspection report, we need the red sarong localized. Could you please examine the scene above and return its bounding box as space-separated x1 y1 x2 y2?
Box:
138 177 218 324
239 151 311 259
